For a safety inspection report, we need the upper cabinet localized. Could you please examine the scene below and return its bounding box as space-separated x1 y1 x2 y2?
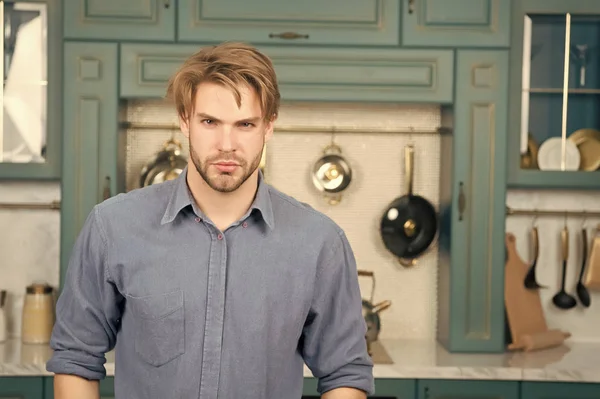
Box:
177 0 401 46
120 43 454 104
402 0 511 47
0 0 62 180
507 0 600 189
63 0 175 41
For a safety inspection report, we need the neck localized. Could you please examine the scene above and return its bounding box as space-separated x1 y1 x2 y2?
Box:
186 164 259 231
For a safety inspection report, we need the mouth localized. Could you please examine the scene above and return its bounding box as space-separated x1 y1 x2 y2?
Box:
213 162 240 173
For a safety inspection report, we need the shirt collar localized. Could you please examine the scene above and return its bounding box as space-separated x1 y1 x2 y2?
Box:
161 166 274 229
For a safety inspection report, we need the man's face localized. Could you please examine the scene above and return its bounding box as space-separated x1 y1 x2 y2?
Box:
180 82 274 193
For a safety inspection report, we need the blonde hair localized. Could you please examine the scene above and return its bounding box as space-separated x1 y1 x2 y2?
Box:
166 42 280 123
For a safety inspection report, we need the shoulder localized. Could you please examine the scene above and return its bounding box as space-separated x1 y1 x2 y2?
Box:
93 180 177 225
267 184 346 248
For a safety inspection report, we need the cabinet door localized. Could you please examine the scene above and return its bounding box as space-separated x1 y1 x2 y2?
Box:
0 377 43 398
402 0 510 48
437 50 508 352
507 0 600 189
303 377 416 398
521 381 600 399
0 0 62 179
120 43 454 104
418 379 519 399
60 42 119 288
178 0 400 46
63 0 175 41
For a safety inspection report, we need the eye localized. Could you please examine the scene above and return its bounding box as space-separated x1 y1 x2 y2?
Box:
201 119 214 125
240 122 255 128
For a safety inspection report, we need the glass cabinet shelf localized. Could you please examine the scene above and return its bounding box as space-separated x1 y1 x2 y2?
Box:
519 13 600 176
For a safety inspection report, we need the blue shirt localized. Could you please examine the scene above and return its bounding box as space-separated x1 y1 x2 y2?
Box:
46 168 374 398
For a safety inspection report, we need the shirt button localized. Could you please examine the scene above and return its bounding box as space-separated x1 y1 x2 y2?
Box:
194 217 201 223
217 233 223 240
242 222 248 228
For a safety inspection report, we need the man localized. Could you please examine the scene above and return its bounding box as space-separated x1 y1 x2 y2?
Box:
47 42 374 399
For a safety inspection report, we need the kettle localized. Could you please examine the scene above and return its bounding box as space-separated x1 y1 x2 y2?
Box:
357 270 391 355
21 283 55 344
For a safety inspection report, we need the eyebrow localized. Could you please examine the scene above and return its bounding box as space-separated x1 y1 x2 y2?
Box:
195 112 261 124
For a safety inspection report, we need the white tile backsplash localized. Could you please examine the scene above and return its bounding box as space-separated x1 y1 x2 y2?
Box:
124 99 443 340
0 181 60 338
506 189 600 342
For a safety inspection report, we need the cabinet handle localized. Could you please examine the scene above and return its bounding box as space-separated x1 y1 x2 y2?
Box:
268 32 309 40
163 0 170 8
458 181 466 221
408 0 415 14
102 176 111 201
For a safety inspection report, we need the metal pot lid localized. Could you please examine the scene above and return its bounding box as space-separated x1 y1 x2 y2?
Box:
312 143 352 193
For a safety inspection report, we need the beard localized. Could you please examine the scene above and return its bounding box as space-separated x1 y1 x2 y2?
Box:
189 139 264 193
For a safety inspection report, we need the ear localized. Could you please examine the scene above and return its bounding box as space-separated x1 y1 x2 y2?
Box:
264 114 277 143
179 116 190 138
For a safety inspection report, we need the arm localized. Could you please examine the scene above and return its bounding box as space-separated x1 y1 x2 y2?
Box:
300 230 375 397
46 206 123 399
54 375 99 399
322 387 367 399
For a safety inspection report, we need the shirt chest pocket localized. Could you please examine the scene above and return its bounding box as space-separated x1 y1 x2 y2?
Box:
128 290 185 367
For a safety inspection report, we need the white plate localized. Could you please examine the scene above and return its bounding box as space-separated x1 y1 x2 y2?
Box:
537 137 581 171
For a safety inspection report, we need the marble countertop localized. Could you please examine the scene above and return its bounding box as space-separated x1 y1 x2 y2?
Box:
1 337 599 383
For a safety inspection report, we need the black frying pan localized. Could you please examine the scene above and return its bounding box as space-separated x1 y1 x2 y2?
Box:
380 144 438 267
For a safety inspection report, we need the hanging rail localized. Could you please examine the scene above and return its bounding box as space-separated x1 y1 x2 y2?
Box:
119 121 446 135
0 200 61 210
506 206 600 218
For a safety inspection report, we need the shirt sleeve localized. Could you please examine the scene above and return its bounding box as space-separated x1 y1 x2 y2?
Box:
300 230 375 396
46 205 123 380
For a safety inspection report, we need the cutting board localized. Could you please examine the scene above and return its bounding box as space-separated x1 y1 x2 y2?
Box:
504 232 570 351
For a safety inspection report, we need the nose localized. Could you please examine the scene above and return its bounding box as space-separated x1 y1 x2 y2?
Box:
217 125 234 151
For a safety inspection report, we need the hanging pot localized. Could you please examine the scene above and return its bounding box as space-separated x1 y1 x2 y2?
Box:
311 143 352 205
358 270 391 355
139 138 188 187
380 144 438 267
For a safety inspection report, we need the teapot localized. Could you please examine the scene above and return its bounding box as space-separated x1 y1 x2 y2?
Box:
358 270 391 355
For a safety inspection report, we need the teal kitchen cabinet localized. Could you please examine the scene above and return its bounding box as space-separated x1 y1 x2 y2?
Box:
303 377 416 398
177 0 401 46
402 0 511 48
0 0 63 180
417 379 519 399
0 377 43 398
507 0 600 189
521 381 600 398
120 43 454 104
60 42 120 289
437 50 509 353
63 0 175 42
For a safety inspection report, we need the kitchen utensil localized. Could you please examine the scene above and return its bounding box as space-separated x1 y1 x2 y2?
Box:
520 135 539 169
311 142 352 205
524 226 546 289
357 270 391 355
568 128 600 171
21 283 55 344
380 144 438 267
583 225 600 290
0 290 6 343
508 329 571 352
571 44 589 87
537 137 580 171
576 227 591 307
505 233 570 352
552 226 577 310
139 137 188 187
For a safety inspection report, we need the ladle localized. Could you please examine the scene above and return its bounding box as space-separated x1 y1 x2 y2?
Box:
576 227 591 307
524 226 547 289
552 225 577 310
